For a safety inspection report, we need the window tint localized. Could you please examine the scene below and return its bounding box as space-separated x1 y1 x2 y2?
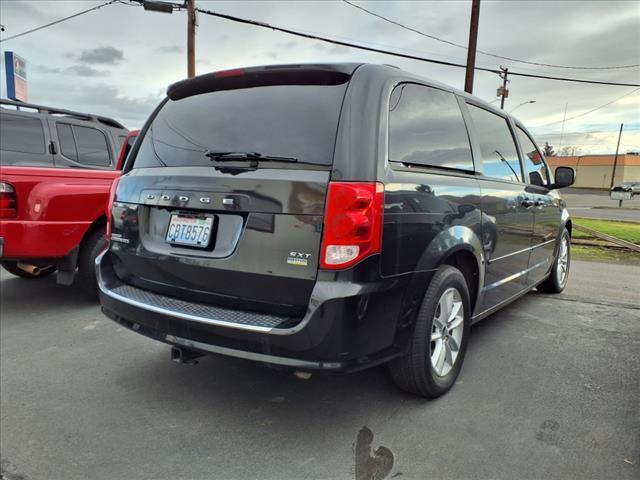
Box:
133 83 349 168
0 113 46 154
467 105 521 182
57 123 78 161
516 127 548 187
74 126 111 166
389 84 473 171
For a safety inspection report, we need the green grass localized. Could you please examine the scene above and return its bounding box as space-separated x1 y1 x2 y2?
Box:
572 245 640 265
572 217 640 244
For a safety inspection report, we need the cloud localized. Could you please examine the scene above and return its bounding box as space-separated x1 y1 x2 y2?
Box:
277 41 297 49
66 65 110 77
28 81 162 128
76 46 124 65
32 64 62 74
1 0 638 152
157 45 184 54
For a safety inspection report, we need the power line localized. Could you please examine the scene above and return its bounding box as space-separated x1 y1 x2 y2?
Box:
195 7 640 88
342 0 640 71
0 1 117 43
533 88 640 128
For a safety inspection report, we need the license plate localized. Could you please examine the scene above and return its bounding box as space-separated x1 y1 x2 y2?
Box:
165 215 214 248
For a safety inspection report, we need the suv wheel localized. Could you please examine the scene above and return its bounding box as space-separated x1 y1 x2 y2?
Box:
537 228 570 294
1 261 56 279
389 265 471 398
78 226 107 297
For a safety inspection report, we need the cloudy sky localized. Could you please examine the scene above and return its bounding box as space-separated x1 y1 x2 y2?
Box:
1 0 639 154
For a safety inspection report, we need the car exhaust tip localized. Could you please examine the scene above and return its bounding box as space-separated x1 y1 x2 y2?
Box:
170 346 202 365
16 262 40 275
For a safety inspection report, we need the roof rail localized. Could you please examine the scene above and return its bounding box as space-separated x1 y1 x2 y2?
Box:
0 98 126 130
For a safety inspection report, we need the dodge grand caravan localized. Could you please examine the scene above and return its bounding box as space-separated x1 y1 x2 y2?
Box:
97 63 576 397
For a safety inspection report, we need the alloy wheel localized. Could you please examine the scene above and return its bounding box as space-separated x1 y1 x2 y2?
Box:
430 287 464 377
557 236 569 287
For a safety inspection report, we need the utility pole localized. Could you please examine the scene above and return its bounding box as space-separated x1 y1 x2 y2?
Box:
498 67 509 109
610 123 624 190
186 0 196 78
464 0 480 94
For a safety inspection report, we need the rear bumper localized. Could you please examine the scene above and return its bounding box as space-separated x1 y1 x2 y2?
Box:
0 220 89 260
97 250 414 372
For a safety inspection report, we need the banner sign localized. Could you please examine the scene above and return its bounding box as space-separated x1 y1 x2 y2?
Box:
5 52 28 102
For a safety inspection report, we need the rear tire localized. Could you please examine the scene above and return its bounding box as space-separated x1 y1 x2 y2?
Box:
389 265 471 398
537 229 570 294
1 261 56 279
78 226 107 297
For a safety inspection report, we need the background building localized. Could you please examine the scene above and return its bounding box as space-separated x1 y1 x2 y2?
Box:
547 154 640 189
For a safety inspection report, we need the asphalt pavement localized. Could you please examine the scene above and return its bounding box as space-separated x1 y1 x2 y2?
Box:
560 188 640 223
1 261 639 480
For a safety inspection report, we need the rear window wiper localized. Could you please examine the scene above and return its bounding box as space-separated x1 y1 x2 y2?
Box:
205 151 298 163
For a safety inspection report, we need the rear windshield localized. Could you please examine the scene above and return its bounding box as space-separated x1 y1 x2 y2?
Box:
132 83 349 168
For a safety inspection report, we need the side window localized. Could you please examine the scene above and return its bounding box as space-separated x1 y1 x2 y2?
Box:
467 105 522 183
73 126 111 166
389 83 474 171
516 127 549 187
0 113 46 154
57 123 78 161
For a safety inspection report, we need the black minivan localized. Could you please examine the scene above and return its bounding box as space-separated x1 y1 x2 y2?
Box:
97 63 575 397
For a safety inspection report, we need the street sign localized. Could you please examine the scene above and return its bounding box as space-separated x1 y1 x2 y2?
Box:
5 52 28 102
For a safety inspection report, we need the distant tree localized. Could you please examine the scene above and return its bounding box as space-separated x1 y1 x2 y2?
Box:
559 146 582 156
543 142 555 156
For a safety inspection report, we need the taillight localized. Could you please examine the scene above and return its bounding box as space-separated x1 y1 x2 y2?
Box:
105 177 121 241
0 182 17 219
320 182 384 270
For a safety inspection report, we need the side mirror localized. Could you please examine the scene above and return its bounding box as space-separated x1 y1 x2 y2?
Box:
549 166 575 189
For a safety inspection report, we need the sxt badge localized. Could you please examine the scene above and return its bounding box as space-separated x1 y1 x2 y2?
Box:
287 251 311 266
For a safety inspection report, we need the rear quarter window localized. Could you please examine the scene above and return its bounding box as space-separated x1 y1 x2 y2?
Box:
388 83 474 171
0 112 46 154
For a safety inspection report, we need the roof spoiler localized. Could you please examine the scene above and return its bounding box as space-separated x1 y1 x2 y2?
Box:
167 63 360 101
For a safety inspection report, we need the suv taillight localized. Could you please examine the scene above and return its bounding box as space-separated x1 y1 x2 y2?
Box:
105 177 121 241
0 182 17 219
320 182 384 270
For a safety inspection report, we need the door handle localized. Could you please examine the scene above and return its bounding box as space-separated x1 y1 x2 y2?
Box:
521 198 535 208
49 141 57 155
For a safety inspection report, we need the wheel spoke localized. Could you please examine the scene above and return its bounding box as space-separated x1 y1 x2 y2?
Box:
447 301 462 324
448 336 460 352
448 315 463 331
434 342 446 375
444 343 454 367
431 330 442 341
442 290 454 321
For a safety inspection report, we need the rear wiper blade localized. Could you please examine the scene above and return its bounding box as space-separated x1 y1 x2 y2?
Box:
205 151 298 163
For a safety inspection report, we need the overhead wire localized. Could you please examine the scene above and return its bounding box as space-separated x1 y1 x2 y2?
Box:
532 88 640 128
195 7 640 87
341 0 640 71
0 0 118 43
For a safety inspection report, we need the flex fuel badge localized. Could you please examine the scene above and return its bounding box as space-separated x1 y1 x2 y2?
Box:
287 252 311 266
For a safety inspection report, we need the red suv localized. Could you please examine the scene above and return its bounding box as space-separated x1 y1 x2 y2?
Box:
0 98 138 294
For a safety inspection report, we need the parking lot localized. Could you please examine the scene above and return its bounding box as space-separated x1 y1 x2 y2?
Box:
1 260 638 480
